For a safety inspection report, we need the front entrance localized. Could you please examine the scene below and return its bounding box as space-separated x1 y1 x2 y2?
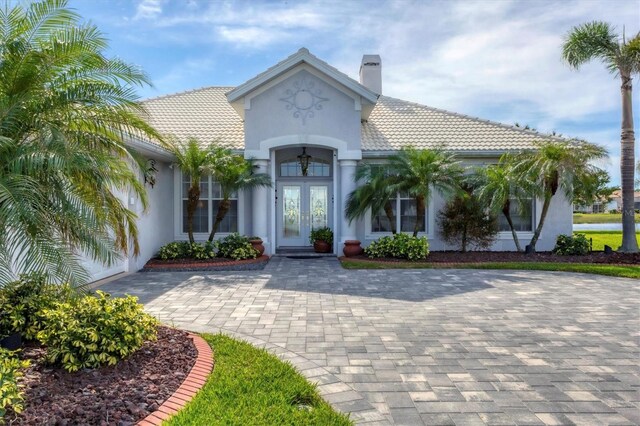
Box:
277 181 332 249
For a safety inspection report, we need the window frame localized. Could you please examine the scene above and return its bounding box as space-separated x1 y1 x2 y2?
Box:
366 192 429 237
497 197 536 234
177 171 243 239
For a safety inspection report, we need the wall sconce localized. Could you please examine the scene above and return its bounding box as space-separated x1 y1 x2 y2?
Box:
144 159 158 188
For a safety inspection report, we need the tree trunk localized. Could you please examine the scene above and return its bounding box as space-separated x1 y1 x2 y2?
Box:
529 193 552 251
208 198 231 242
502 200 522 252
413 195 426 237
186 186 200 243
619 73 639 252
461 221 468 253
383 201 397 234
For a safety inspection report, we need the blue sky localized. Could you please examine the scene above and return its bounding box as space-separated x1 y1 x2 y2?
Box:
73 0 639 185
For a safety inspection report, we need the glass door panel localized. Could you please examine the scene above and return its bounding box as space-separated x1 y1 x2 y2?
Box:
283 186 301 238
310 186 328 230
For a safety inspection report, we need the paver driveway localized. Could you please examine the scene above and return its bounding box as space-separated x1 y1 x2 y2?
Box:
100 257 640 425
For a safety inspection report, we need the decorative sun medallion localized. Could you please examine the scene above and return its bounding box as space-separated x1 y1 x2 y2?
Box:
280 77 329 125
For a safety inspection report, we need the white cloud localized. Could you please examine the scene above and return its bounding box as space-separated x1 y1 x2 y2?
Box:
134 0 163 20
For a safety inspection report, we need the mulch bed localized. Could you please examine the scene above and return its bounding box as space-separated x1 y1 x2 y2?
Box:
346 251 639 265
142 255 270 272
9 326 197 426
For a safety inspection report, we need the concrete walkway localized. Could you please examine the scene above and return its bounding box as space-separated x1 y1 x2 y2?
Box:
100 257 640 425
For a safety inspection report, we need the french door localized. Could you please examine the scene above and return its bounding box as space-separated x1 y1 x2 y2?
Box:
277 182 331 248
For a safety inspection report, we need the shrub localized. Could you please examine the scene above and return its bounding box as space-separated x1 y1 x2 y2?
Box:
0 294 24 340
309 227 333 245
157 241 192 260
437 191 498 252
365 233 430 261
217 233 259 260
157 241 218 260
0 274 74 340
553 234 590 255
38 292 158 372
0 349 30 419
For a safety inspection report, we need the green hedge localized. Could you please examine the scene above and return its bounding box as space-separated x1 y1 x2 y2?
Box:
364 234 430 261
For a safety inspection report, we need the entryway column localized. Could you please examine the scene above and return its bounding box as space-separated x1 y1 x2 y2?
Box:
252 159 270 252
339 160 358 249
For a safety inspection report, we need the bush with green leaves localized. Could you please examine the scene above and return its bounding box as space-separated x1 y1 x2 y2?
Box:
0 349 30 419
309 227 333 245
157 241 218 260
37 291 158 372
437 191 498 252
217 233 259 260
0 274 74 340
364 233 430 261
553 234 590 256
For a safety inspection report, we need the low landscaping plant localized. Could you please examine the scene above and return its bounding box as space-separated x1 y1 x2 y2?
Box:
0 349 30 420
0 274 74 341
365 233 429 261
217 233 259 260
157 241 218 260
553 234 590 256
309 227 333 245
38 292 158 372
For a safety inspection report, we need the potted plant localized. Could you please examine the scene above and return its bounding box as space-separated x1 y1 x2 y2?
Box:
248 236 265 256
343 240 363 257
310 227 333 253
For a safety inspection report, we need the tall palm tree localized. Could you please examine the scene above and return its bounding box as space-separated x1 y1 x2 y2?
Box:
388 148 463 237
513 141 607 251
473 156 534 252
0 0 160 286
161 138 214 243
207 149 272 242
345 163 397 234
562 21 640 252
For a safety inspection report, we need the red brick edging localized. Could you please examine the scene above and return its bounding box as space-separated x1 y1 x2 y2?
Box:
137 333 214 425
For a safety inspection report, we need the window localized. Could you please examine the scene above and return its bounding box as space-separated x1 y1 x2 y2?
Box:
498 199 533 232
182 175 238 234
279 159 330 177
370 193 427 234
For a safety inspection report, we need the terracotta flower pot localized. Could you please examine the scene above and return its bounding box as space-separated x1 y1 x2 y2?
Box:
343 240 363 257
249 239 265 256
313 240 331 253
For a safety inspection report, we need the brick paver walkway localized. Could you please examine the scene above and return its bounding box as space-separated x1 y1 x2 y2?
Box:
101 256 640 425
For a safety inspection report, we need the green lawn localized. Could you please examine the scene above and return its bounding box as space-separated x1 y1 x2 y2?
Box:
165 334 352 426
573 213 640 223
575 230 639 251
341 259 639 279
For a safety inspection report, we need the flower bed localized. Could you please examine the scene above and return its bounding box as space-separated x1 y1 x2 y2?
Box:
142 255 270 272
7 326 197 425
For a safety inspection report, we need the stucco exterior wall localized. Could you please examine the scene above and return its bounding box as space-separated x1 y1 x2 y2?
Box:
244 69 362 153
129 160 175 271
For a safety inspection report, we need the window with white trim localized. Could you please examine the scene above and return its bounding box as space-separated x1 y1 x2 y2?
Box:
498 198 533 232
370 193 427 234
182 175 238 234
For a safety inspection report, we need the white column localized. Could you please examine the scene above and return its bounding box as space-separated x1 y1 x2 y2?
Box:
252 160 270 252
339 160 358 249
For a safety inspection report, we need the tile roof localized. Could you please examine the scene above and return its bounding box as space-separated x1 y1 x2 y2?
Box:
141 86 561 152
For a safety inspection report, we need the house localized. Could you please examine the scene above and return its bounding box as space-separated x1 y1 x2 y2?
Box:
610 189 640 212
85 48 573 280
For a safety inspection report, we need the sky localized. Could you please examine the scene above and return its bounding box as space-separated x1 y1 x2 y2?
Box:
72 0 640 186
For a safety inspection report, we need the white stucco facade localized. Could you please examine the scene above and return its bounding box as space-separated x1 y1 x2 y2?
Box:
86 48 574 281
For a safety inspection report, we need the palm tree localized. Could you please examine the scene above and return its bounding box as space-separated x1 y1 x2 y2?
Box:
473 157 534 252
207 149 272 242
562 21 639 252
513 141 608 251
345 163 397 234
161 138 214 243
0 0 160 286
388 148 463 237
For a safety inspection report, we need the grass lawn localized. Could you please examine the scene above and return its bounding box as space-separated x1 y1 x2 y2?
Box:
340 259 639 279
573 213 640 223
575 230 640 251
165 334 352 426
